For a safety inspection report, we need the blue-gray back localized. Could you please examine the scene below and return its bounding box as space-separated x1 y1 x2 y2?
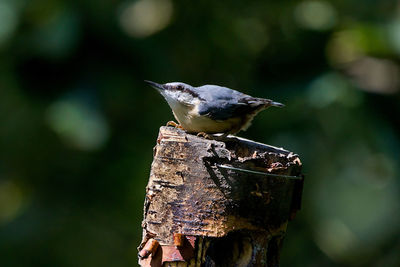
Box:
196 85 266 121
195 85 247 102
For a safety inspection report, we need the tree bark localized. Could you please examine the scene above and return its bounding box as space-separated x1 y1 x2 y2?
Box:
138 126 303 267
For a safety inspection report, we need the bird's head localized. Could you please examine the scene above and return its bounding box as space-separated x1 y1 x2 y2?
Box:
145 80 200 106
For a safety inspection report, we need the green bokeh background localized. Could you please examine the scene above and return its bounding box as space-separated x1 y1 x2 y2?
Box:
1 0 399 266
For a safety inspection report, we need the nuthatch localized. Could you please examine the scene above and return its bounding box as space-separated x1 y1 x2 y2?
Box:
145 80 284 135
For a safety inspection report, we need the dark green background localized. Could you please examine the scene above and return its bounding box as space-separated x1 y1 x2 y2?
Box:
1 0 399 266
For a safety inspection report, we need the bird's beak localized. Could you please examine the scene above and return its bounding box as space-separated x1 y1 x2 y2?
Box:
144 80 164 90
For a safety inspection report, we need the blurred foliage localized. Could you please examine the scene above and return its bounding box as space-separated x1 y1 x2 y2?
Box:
0 0 400 266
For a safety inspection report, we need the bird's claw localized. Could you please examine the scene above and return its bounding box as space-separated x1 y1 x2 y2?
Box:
166 121 184 129
197 132 230 141
196 132 212 139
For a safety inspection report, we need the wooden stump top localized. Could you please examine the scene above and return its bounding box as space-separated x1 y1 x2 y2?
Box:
139 126 303 266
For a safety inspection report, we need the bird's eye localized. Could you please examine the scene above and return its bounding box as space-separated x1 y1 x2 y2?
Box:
176 85 183 90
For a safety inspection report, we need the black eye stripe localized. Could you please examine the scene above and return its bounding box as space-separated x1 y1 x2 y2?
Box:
171 85 185 92
168 85 205 100
169 85 183 91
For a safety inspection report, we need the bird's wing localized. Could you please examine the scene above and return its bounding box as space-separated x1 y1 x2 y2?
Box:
197 97 265 121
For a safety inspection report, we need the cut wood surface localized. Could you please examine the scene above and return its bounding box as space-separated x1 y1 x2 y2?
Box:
139 126 303 267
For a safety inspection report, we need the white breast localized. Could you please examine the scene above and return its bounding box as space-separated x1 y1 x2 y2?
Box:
170 102 238 133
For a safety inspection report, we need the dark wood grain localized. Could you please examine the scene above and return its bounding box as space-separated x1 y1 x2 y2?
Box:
138 126 303 267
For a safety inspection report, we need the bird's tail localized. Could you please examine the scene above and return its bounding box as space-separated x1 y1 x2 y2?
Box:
259 98 285 108
270 101 285 107
248 97 285 108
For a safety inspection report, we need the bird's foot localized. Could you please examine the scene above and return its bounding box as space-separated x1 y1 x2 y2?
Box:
196 132 212 139
166 121 184 129
212 133 230 141
196 132 230 141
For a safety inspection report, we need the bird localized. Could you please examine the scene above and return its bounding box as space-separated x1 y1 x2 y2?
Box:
145 80 284 135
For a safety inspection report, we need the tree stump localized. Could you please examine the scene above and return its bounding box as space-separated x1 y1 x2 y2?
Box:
138 126 303 267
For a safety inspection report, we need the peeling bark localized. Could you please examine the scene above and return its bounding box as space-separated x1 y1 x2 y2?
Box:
139 126 303 267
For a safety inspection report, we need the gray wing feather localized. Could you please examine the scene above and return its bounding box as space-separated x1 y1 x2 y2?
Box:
197 101 250 121
196 85 268 121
